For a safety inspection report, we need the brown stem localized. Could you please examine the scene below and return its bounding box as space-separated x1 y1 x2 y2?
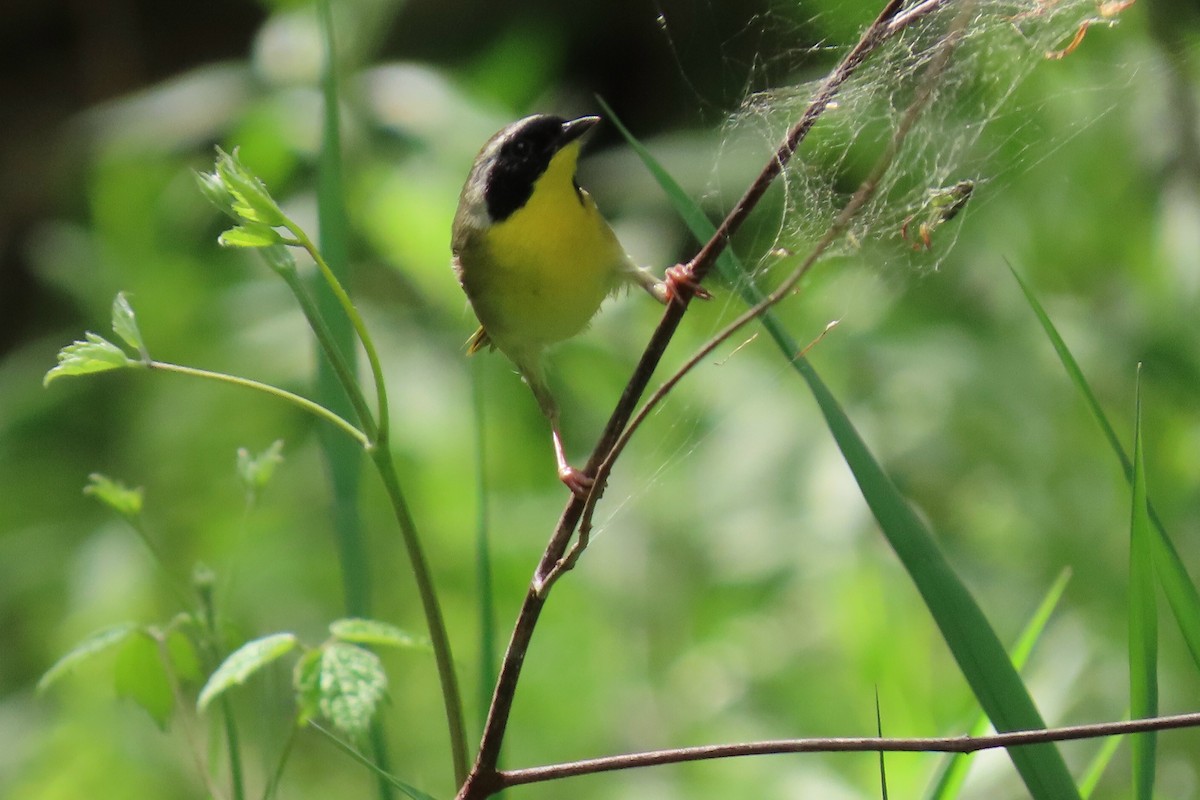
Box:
457 1 951 797
496 711 1200 788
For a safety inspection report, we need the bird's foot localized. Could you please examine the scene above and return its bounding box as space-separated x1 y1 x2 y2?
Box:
662 264 712 305
558 465 594 498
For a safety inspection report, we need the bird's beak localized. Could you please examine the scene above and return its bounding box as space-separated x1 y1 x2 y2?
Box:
559 115 601 147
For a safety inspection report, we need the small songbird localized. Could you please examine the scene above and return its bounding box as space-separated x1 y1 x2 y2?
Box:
451 114 699 495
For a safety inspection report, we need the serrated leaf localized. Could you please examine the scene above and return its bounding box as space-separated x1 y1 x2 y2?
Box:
237 440 285 494
197 632 298 712
44 333 136 386
215 147 286 227
219 223 282 248
329 618 427 650
37 622 138 692
83 473 143 517
115 631 174 729
110 292 144 353
315 642 387 739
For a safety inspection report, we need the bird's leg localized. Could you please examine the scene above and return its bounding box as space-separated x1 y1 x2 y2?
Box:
521 363 594 497
625 262 712 306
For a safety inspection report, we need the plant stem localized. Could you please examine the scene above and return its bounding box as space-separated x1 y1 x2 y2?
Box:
276 269 379 441
371 448 470 784
494 711 1200 789
286 225 391 444
147 361 368 446
197 575 246 800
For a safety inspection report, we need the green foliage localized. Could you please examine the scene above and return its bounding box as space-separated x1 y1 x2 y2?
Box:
44 290 149 386
37 623 138 693
12 0 1200 798
197 632 299 712
329 618 428 651
83 473 145 518
929 568 1073 799
237 440 286 497
299 642 388 739
111 292 146 356
114 631 175 729
1128 379 1158 800
43 333 137 386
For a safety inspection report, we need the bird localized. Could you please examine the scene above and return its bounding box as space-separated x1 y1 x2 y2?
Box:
451 113 703 496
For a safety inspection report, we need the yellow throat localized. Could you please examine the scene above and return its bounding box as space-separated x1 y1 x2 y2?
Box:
474 141 628 352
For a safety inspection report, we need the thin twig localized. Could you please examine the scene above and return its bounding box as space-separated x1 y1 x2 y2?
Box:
496 711 1200 788
457 2 951 797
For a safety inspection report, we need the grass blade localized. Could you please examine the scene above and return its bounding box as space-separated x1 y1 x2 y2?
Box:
876 689 889 800
471 360 498 738
1128 370 1157 800
1078 727 1123 799
607 106 1080 800
928 568 1072 799
314 4 392 797
1009 263 1200 673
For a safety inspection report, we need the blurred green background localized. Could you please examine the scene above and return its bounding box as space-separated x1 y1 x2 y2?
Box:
3 0 1200 797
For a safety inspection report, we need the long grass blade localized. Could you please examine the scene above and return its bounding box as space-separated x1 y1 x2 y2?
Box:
471 360 497 736
1078 727 1123 799
1128 369 1157 800
928 568 1071 799
314 4 391 798
607 105 1080 800
1009 263 1200 673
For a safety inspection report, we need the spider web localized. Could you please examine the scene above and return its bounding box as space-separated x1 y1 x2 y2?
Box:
590 0 1134 533
700 0 1118 281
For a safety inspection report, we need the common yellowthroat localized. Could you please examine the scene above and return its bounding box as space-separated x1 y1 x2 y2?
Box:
452 114 702 495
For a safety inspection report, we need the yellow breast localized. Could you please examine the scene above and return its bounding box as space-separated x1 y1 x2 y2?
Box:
466 142 629 352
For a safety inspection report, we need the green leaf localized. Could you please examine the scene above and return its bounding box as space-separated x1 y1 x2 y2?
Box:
110 291 144 354
1128 372 1157 800
611 106 1081 800
237 440 285 495
214 146 286 227
1009 263 1200 673
195 168 238 219
115 631 174 729
37 622 138 692
293 648 324 726
219 223 283 248
197 632 299 712
1079 730 1124 799
329 618 428 650
166 627 202 684
311 642 387 739
83 473 144 517
928 568 1072 799
43 332 136 386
